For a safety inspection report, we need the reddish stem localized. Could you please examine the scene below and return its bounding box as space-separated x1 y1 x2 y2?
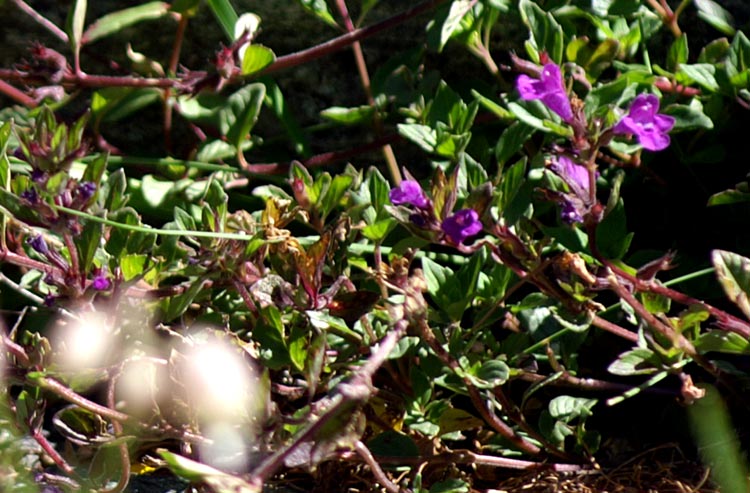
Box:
0 79 38 107
260 0 450 76
32 428 76 475
9 0 69 43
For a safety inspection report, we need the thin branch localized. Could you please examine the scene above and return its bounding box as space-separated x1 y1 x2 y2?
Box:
248 319 409 488
32 428 76 475
9 0 69 43
354 440 401 493
0 80 38 107
260 0 450 76
415 317 541 456
163 13 190 153
592 314 638 343
334 0 401 184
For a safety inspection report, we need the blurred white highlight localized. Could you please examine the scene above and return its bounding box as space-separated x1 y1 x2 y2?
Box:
117 357 165 416
54 312 114 370
199 422 252 473
180 334 265 471
184 339 255 420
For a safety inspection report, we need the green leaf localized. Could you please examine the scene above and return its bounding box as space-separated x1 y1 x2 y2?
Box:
697 331 750 355
421 257 466 321
664 102 714 131
699 38 731 64
295 0 339 28
366 166 389 212
163 277 208 322
76 219 103 272
694 0 735 36
362 218 395 241
320 105 376 126
640 291 671 315
306 310 362 342
430 478 469 493
548 395 597 421
667 34 689 72
288 324 307 371
507 101 571 136
595 199 632 260
103 168 128 210
689 386 749 493
436 0 474 52
708 186 750 206
678 63 720 92
66 0 87 58
241 45 276 75
261 77 311 157
518 0 564 64
225 83 267 149
608 348 659 376
82 2 169 44
170 0 201 15
206 0 239 41
470 360 509 389
366 430 419 457
158 450 258 493
712 250 750 320
93 88 162 123
398 123 437 153
495 122 535 167
254 306 290 370
0 121 12 248
120 253 147 281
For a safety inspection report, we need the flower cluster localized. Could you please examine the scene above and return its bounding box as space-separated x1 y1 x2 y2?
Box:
516 62 676 224
389 180 482 245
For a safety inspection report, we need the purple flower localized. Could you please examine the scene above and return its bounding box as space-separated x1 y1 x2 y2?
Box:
27 235 49 255
92 273 111 291
389 180 430 209
613 94 675 151
77 181 97 201
441 209 482 244
549 155 589 199
20 188 38 204
548 155 593 225
560 200 584 224
516 63 574 123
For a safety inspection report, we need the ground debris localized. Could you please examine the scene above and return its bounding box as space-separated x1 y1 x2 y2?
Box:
487 445 719 493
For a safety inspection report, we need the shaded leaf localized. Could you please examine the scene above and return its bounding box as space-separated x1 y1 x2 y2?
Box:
83 2 169 44
712 250 750 319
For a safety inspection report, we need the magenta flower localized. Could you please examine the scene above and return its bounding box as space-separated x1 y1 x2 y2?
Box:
548 155 592 224
92 273 111 291
441 209 482 244
516 63 574 123
389 180 430 209
550 155 589 198
613 94 675 151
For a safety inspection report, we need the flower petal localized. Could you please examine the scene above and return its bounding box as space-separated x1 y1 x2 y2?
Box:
517 74 543 100
654 114 676 132
638 129 671 151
